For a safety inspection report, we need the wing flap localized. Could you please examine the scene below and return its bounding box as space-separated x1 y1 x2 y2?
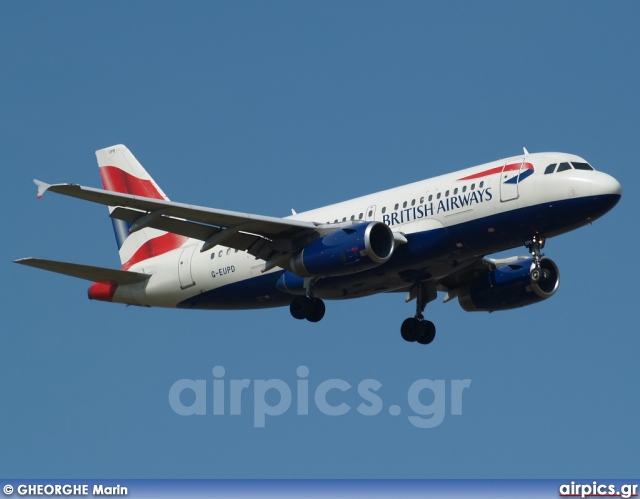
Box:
109 207 270 255
110 207 218 241
14 258 151 284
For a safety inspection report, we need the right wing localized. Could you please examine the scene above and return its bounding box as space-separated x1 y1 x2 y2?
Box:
34 180 321 270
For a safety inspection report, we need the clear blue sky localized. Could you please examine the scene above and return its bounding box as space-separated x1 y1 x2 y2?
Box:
1 2 638 478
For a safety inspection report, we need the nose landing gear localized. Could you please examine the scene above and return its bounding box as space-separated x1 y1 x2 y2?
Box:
525 234 547 283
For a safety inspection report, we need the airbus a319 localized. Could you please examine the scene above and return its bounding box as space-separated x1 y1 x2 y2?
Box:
16 145 621 345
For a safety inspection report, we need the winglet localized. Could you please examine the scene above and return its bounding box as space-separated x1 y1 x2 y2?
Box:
33 179 51 199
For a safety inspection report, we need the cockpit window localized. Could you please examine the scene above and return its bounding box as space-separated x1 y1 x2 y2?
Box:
556 162 573 173
571 162 594 171
544 163 557 174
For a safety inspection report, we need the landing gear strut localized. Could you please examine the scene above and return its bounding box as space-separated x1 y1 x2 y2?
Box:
525 234 546 283
401 282 436 345
289 279 326 322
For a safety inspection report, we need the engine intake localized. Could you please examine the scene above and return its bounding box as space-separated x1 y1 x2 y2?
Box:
458 257 560 312
290 221 395 277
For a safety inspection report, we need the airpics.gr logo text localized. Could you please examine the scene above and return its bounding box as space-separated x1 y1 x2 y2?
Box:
168 366 471 428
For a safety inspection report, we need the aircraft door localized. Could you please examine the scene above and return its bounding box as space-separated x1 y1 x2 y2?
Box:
178 244 198 289
365 205 377 221
500 158 524 202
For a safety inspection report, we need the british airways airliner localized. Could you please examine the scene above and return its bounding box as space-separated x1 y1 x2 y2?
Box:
16 145 621 345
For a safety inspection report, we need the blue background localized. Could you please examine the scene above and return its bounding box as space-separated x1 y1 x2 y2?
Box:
1 2 638 478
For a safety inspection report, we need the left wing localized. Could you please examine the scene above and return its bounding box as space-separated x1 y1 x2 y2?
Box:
34 180 321 269
15 257 151 284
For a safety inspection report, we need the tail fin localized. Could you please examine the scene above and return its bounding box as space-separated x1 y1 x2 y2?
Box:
96 145 188 269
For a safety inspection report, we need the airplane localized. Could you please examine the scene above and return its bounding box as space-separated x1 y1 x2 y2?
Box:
15 144 621 345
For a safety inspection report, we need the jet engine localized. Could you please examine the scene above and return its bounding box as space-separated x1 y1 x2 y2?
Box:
289 221 395 277
458 257 560 312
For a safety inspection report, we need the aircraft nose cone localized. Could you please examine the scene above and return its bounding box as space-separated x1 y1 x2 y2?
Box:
591 172 622 197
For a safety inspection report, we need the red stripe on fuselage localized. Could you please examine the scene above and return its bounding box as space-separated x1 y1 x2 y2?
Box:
458 162 534 181
99 166 165 199
121 232 188 270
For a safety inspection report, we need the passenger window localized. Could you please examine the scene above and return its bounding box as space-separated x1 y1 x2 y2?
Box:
544 164 557 174
471 183 475 190
218 250 223 257
358 213 363 220
453 188 458 195
411 199 415 206
227 248 231 255
428 194 433 202
368 210 373 217
557 162 572 173
381 207 386 214
571 162 594 171
334 219 338 223
419 196 424 204
462 185 467 193
403 201 407 208
479 181 484 188
210 252 215 260
394 203 399 210
342 217 347 222
437 193 441 200
445 190 449 197
350 215 355 221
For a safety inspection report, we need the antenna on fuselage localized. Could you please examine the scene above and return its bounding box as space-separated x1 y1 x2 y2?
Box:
523 147 530 155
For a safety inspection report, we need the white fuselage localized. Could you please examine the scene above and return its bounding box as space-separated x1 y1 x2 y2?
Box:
114 151 620 309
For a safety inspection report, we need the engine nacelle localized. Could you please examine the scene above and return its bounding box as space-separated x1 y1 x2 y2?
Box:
289 221 395 277
458 257 560 312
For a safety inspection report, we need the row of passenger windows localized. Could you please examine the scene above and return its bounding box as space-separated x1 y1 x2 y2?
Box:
326 181 485 224
544 161 594 174
210 248 240 259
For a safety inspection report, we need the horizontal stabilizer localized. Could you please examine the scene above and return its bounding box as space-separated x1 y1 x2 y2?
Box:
14 258 151 284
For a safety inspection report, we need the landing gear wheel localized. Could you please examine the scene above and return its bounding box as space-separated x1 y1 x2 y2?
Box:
306 299 326 323
531 267 541 283
290 296 326 322
416 321 436 345
290 296 312 320
401 318 421 342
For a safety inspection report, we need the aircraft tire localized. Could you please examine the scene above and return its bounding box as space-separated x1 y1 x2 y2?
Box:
306 299 326 323
290 296 312 320
401 318 421 342
531 267 541 283
416 321 436 345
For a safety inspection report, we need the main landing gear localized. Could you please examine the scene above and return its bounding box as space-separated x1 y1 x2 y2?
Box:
525 234 547 283
290 295 326 322
401 282 437 345
290 279 326 323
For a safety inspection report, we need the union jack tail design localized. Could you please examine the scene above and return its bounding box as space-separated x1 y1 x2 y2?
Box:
95 145 188 270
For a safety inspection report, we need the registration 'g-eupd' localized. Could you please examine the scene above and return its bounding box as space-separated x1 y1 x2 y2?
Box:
16 145 621 345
